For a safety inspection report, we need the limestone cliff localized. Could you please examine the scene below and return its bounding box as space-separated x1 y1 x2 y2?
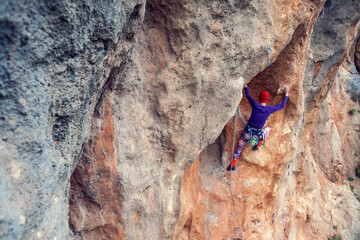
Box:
0 0 360 240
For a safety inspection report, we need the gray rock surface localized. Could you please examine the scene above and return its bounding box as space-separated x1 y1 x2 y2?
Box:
304 0 360 179
305 0 360 100
0 0 145 239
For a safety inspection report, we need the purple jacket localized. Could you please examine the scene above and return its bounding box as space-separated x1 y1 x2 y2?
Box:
245 87 288 128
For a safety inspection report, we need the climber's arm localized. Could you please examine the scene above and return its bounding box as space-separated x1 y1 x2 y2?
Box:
244 85 256 106
269 96 288 113
270 87 289 113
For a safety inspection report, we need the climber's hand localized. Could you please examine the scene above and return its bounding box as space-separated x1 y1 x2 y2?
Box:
284 86 289 96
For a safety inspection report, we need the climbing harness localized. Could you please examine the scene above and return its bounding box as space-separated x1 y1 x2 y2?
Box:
267 44 271 67
244 124 266 149
236 107 266 149
221 107 244 239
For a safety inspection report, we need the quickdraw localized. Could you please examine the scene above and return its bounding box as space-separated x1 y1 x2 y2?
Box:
302 111 305 124
267 44 271 67
291 0 299 10
235 226 244 239
288 164 290 176
221 172 231 187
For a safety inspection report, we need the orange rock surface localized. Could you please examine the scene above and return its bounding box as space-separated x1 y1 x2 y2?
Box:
69 93 126 239
68 0 360 239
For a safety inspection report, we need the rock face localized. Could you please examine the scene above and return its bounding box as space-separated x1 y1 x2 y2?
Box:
1 0 360 240
0 0 145 239
174 1 360 240
69 93 125 239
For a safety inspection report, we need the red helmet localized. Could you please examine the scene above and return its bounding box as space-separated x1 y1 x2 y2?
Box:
259 91 269 103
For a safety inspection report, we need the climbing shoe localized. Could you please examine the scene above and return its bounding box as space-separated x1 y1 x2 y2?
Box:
227 165 236 171
253 145 259 151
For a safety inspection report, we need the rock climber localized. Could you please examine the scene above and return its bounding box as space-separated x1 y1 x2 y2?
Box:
227 84 289 171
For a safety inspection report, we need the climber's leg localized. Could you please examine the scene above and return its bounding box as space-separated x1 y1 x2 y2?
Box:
254 127 271 149
227 137 247 171
263 126 271 139
228 128 250 169
232 138 247 167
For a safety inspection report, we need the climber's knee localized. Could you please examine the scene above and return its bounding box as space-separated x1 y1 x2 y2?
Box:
264 127 271 139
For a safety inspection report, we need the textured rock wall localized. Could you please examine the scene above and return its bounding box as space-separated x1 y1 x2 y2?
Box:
0 0 145 239
69 0 328 239
1 0 360 240
174 0 360 240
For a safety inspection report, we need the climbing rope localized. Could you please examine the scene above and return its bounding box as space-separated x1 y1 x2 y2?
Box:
236 106 247 126
229 107 238 184
221 107 244 239
221 171 244 240
228 182 244 239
